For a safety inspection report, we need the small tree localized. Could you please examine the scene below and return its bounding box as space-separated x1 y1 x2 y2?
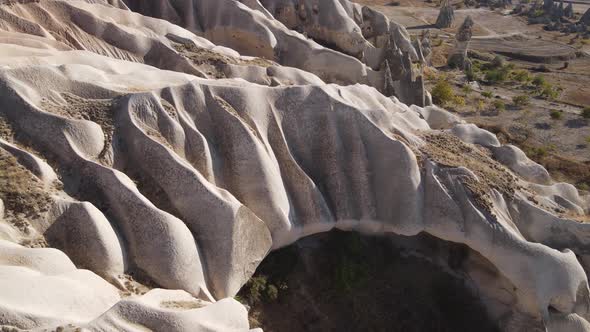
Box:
431 80 455 106
581 107 590 119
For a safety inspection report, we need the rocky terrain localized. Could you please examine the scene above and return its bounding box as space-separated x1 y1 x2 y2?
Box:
0 0 589 331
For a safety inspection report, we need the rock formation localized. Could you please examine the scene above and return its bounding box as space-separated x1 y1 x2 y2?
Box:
582 8 590 25
544 0 555 11
435 0 455 28
448 16 474 69
0 1 589 332
565 2 574 18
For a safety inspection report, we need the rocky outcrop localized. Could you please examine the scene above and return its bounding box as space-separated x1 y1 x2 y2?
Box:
435 0 455 28
0 1 589 332
448 16 474 69
581 8 590 25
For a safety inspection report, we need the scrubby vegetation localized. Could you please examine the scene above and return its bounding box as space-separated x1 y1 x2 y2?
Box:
240 276 280 304
0 148 52 233
511 69 532 83
492 100 506 112
431 79 455 106
481 91 493 99
512 95 530 108
581 107 590 119
550 109 563 120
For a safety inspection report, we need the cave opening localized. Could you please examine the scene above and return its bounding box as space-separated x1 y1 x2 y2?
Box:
237 230 500 332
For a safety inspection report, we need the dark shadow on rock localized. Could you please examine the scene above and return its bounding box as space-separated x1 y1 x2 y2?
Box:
566 118 588 128
240 231 502 332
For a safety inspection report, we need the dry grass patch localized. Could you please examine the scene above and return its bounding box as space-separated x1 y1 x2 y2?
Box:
419 132 521 214
160 300 206 310
41 93 114 162
173 42 276 78
0 148 52 233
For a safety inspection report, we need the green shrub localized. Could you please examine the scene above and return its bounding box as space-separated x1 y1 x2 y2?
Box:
493 100 506 112
512 95 530 107
581 107 590 119
539 85 560 100
247 276 267 303
243 275 281 304
550 110 563 120
431 80 455 106
532 75 560 100
454 95 466 106
512 69 532 83
484 67 510 84
481 91 493 99
532 75 546 87
491 55 505 68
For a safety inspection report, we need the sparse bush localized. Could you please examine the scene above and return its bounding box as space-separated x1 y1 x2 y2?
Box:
581 107 590 119
512 69 532 83
532 75 560 100
539 84 560 100
493 100 506 112
532 75 546 87
462 84 473 95
431 80 455 106
481 91 494 98
484 67 510 84
550 109 563 120
491 55 505 68
476 99 486 111
512 95 531 108
454 95 466 106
